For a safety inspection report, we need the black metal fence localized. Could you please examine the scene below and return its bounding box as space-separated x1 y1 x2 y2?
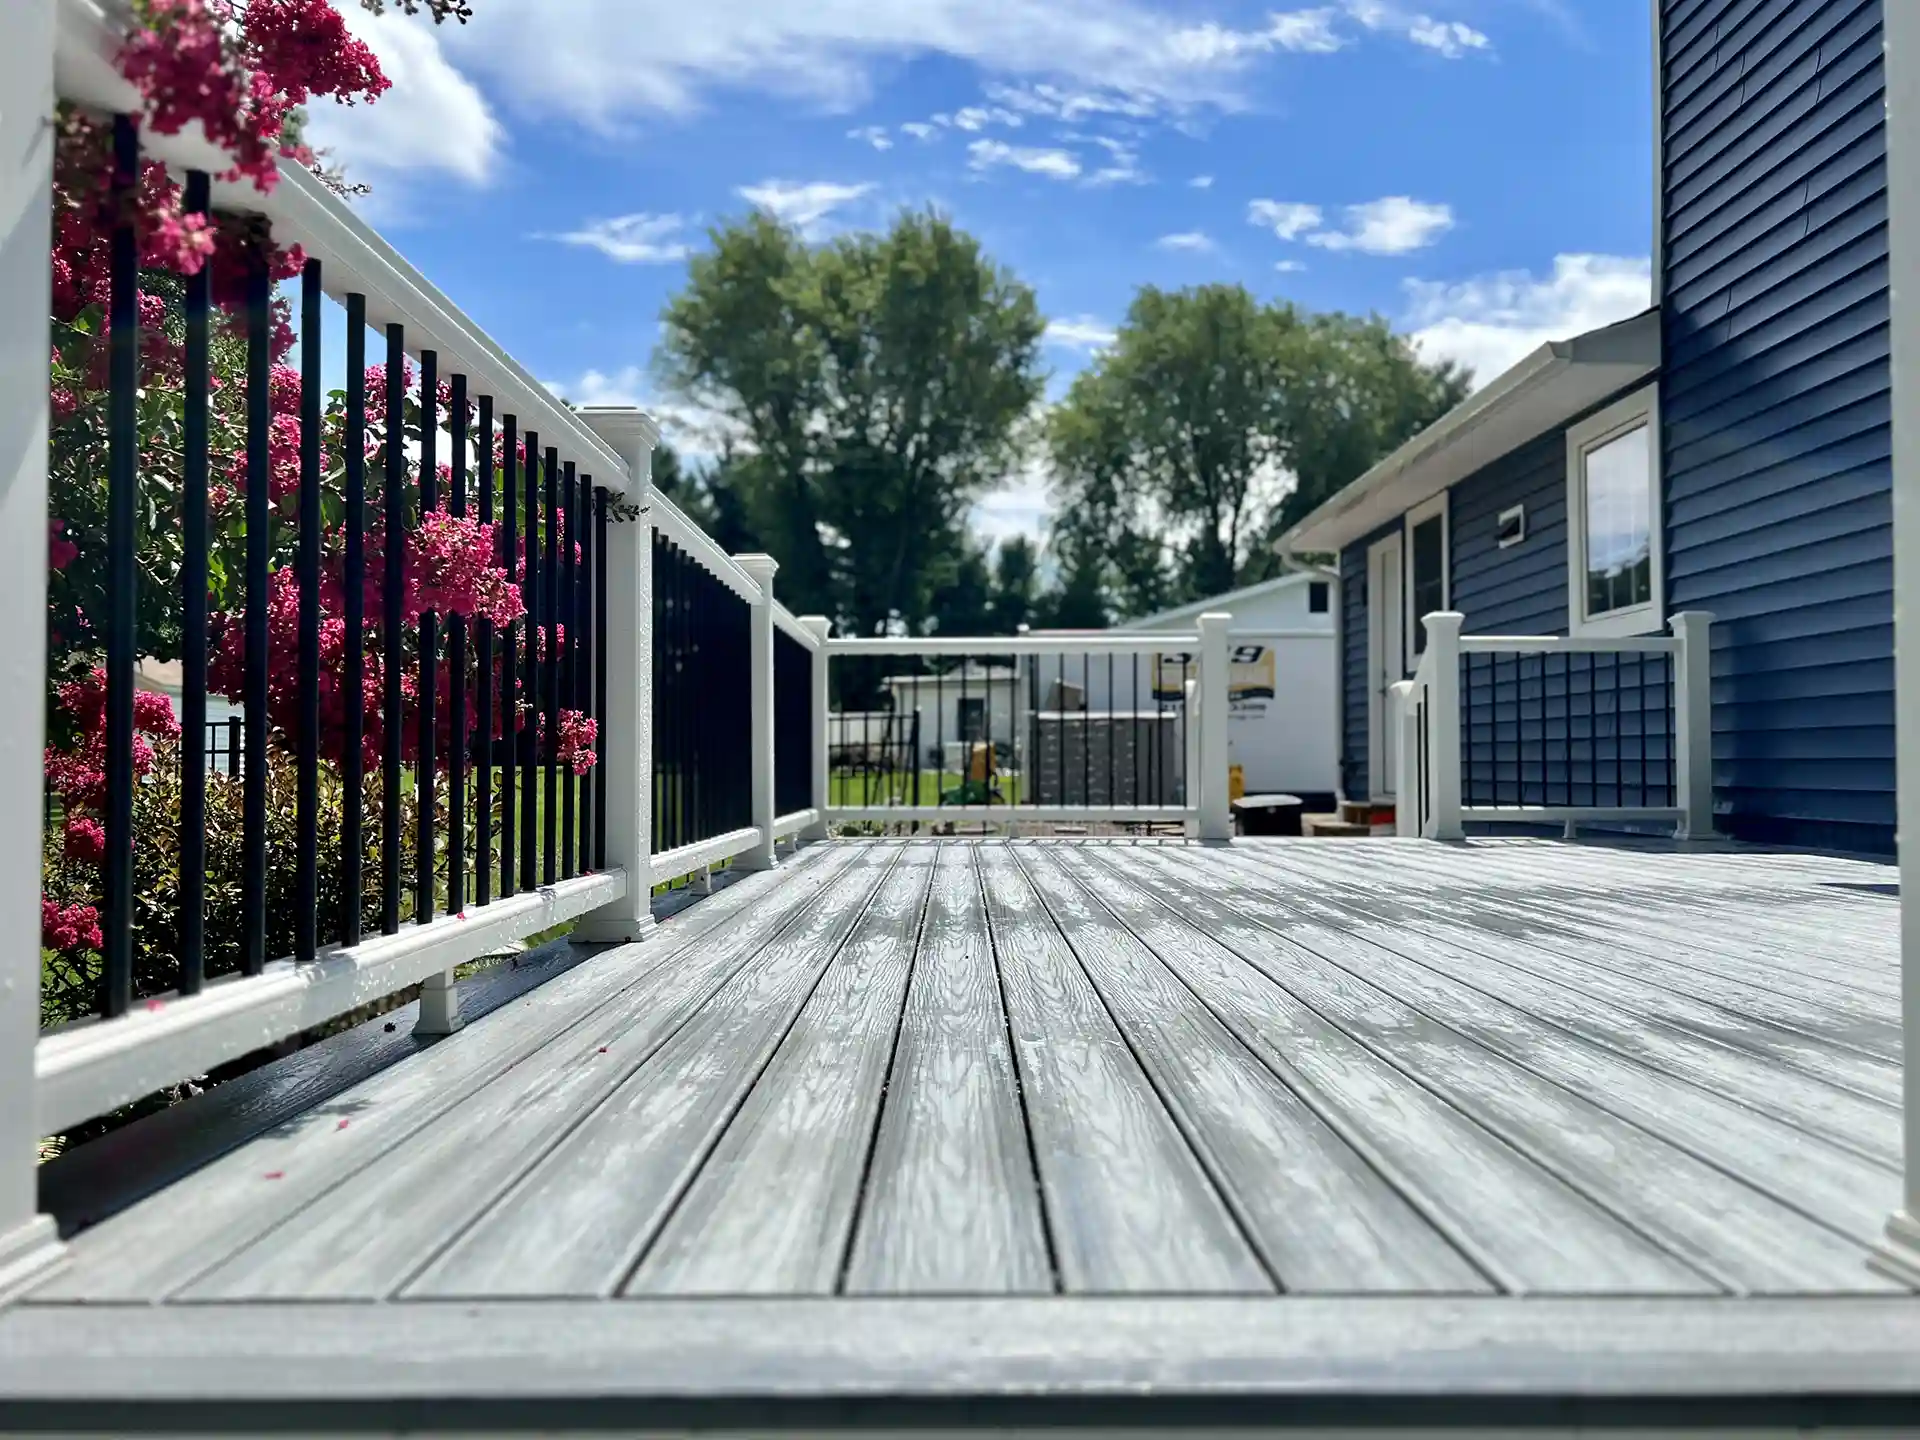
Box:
823 648 1187 815
46 122 612 1025
1459 650 1677 810
773 626 813 818
652 534 752 854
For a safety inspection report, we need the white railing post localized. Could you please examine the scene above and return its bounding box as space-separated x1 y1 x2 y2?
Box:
1875 0 1920 1289
1389 680 1418 837
801 617 832 840
572 407 659 942
1183 677 1201 837
0 0 63 1299
1197 613 1232 841
1423 612 1465 841
735 554 780 871
1670 610 1716 840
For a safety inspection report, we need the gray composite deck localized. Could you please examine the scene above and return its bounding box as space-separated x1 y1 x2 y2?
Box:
7 835 1920 1427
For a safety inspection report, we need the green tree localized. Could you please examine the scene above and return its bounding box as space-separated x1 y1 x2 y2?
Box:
1047 284 1468 608
987 535 1040 635
657 209 1045 635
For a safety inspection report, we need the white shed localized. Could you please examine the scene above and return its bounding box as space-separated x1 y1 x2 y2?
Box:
882 665 1023 770
1032 570 1339 805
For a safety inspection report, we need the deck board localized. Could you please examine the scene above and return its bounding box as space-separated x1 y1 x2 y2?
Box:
1119 845 1896 1292
30 835 1907 1320
626 848 933 1294
976 845 1271 1293
841 846 1053 1294
407 845 903 1298
1012 845 1492 1294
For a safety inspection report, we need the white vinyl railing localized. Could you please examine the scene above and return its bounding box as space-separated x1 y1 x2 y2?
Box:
1391 610 1714 841
816 614 1234 838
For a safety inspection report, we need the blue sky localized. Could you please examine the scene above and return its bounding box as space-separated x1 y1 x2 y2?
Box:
307 0 1655 542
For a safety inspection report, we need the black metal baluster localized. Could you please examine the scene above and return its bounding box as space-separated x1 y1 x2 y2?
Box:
1054 656 1065 808
340 299 367 947
1637 651 1649 810
1129 654 1139 807
594 486 609 869
101 115 140 1016
447 374 468 913
519 433 539 893
415 352 439 924
936 653 946 810
1081 651 1091 811
295 259 322 964
543 445 560 884
381 327 406 934
475 397 493 906
561 462 577 879
498 415 517 900
1106 651 1115 813
178 170 212 993
241 230 272 976
1612 654 1623 808
960 657 969 810
575 474 593 869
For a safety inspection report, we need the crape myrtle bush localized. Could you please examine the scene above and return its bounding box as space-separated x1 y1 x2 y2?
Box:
41 0 597 1027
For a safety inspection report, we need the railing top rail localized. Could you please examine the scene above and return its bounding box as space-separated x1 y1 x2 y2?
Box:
54 0 640 493
827 633 1199 657
1459 634 1680 655
772 605 816 648
649 488 761 602
1221 627 1337 641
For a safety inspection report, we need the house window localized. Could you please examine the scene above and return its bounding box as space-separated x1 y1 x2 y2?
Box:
957 696 987 741
1404 492 1448 658
1566 387 1662 636
1308 580 1330 614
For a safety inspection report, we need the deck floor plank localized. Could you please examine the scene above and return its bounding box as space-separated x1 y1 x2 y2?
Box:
1012 845 1492 1294
1060 846 1709 1294
625 849 936 1295
1353 841 1901 999
1158 845 1905 1247
176 846 871 1301
1214 846 1902 1164
1271 841 1905 1062
1120 845 1897 1292
404 846 904 1298
975 846 1271 1294
40 847 857 1303
1257 845 1901 1106
841 846 1053 1295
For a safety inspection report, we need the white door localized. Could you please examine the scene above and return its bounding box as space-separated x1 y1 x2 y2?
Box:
1367 534 1405 798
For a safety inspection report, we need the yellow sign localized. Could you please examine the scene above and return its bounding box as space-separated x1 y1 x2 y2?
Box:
1153 644 1277 705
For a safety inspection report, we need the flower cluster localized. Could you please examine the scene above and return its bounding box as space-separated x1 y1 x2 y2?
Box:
42 898 104 954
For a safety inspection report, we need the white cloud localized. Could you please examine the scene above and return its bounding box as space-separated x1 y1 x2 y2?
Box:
1306 195 1454 253
1045 316 1119 351
435 0 1334 129
1265 7 1348 52
1274 259 1307 272
848 124 893 149
1345 0 1492 57
1248 199 1323 240
949 104 1024 130
1190 174 1215 189
1155 230 1215 252
968 139 1082 180
900 121 940 140
542 367 745 462
545 213 691 264
304 5 502 192
1404 253 1653 387
736 179 877 236
1081 135 1148 186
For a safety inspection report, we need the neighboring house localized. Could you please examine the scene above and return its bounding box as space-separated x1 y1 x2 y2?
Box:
1032 569 1341 806
1278 0 1892 855
882 665 1022 768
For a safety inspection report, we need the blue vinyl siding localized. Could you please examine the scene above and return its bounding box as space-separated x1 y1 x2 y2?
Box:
1660 0 1893 852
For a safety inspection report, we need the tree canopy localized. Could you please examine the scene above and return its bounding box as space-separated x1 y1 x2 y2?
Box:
1046 284 1470 616
655 222 1471 637
657 208 1045 638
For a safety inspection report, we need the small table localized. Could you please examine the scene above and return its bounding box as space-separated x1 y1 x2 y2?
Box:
1232 793 1303 837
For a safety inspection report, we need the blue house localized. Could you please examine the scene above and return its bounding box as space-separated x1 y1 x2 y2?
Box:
1278 0 1893 856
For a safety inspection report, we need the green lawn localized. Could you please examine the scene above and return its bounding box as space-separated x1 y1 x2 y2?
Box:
829 769 1027 807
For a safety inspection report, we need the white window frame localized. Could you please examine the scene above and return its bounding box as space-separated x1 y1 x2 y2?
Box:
1566 385 1664 638
1403 490 1450 662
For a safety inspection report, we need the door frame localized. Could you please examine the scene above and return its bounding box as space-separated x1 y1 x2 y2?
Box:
1366 531 1405 800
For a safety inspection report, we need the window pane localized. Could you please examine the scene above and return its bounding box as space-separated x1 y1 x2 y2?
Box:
1410 515 1444 652
1583 423 1651 618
